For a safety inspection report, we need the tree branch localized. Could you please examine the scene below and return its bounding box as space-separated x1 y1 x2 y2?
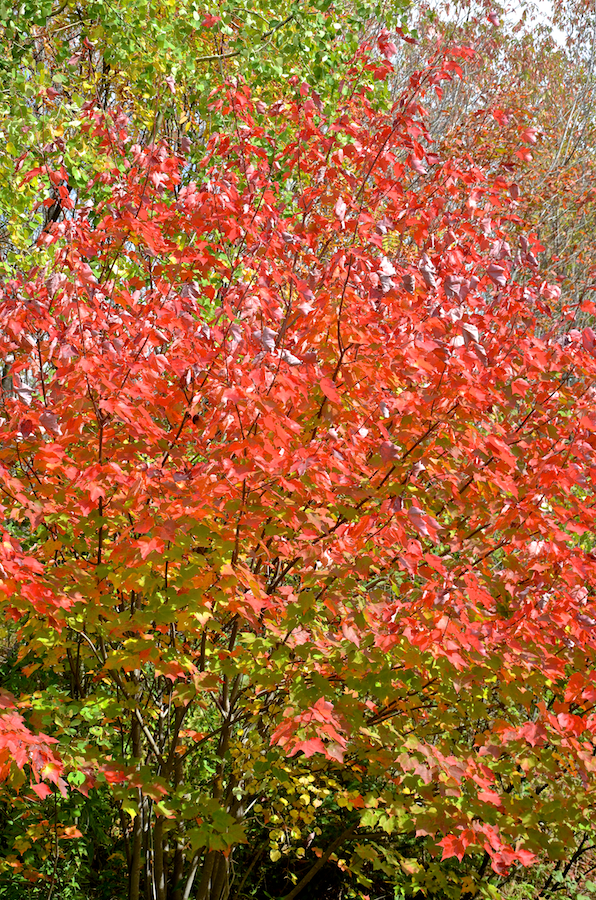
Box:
281 825 357 900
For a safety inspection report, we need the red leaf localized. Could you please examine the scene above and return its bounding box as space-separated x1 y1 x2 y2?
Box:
31 782 53 800
511 378 529 396
520 127 538 144
288 738 326 758
487 262 508 287
439 834 469 862
407 505 440 543
515 848 536 866
380 441 400 463
409 155 427 175
334 198 347 223
485 435 517 469
583 327 596 353
320 377 341 405
541 282 561 302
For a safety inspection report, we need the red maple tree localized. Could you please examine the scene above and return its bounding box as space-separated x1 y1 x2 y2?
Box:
2 33 596 900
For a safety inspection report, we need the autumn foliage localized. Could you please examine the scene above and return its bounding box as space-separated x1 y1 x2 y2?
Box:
3 25 596 900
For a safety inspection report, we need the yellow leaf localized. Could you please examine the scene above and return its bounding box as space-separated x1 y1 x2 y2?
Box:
122 801 138 820
461 876 478 895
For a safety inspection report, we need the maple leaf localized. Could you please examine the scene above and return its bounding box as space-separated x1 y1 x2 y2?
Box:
439 833 472 862
487 262 508 286
320 377 342 405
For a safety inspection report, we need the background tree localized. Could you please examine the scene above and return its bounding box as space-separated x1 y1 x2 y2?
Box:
390 0 596 326
0 0 409 262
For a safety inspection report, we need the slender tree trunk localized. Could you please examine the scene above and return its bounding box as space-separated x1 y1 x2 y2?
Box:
170 840 184 900
154 815 167 900
170 754 185 900
182 851 202 900
194 849 233 900
128 712 143 900
143 800 152 900
194 851 216 900
211 853 230 900
129 801 143 900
